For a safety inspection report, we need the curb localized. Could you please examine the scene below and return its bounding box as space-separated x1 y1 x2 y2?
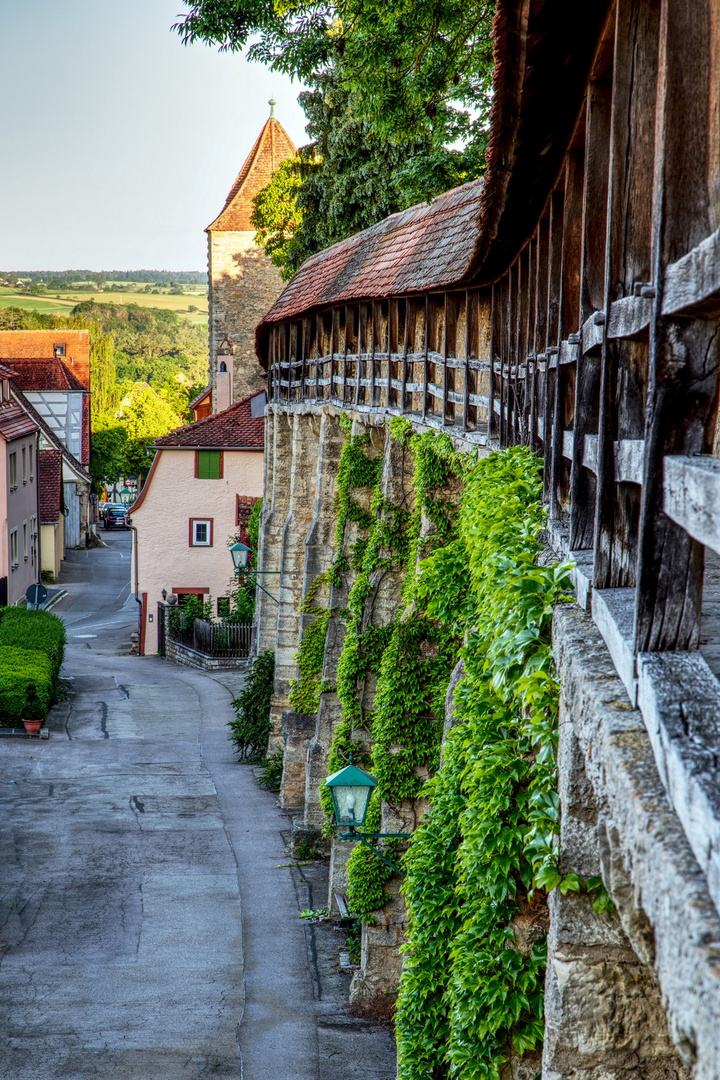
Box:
44 590 68 611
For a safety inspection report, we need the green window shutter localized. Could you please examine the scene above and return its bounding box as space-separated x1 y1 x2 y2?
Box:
197 450 221 479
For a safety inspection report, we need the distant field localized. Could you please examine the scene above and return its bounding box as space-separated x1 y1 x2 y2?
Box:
0 285 209 325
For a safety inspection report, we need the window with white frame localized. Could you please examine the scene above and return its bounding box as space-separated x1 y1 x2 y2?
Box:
23 521 27 561
9 452 17 492
10 530 18 570
28 443 34 481
189 518 213 547
22 446 26 485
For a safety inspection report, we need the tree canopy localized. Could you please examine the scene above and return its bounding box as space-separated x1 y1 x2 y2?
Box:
175 0 494 275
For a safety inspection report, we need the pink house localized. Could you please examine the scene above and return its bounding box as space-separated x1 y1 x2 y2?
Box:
130 393 264 655
0 364 40 606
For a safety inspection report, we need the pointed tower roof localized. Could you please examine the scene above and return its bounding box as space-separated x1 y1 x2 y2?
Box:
206 108 297 233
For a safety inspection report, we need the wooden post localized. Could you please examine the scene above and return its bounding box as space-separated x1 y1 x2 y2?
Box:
401 299 410 414
570 75 612 551
593 0 661 589
343 305 349 404
635 0 720 652
422 296 429 420
545 188 565 507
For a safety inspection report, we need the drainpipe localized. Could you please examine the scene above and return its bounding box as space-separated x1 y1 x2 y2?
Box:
128 522 143 645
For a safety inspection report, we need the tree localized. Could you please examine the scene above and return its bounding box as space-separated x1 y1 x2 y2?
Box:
176 1 494 276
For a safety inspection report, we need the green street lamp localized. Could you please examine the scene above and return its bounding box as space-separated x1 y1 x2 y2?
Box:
325 761 377 828
324 759 412 877
229 541 280 604
230 540 251 573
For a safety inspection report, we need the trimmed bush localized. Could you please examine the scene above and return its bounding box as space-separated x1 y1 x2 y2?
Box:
0 646 54 726
0 608 66 687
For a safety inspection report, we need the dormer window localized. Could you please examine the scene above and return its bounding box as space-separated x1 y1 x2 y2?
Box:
53 343 66 358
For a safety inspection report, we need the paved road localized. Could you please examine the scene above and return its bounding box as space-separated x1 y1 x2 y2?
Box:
0 533 396 1080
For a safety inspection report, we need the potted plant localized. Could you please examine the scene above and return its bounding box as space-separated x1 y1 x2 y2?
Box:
22 685 43 736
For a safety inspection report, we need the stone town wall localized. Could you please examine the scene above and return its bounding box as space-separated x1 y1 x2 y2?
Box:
256 398 720 1074
208 231 286 409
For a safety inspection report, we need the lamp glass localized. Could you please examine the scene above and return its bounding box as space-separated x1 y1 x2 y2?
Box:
330 784 373 828
324 762 377 828
230 540 251 572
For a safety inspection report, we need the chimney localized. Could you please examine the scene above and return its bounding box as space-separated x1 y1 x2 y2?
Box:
216 341 235 413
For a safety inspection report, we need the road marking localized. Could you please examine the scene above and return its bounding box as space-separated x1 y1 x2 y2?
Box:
72 634 97 639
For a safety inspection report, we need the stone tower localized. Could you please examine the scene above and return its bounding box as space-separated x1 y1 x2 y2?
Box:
206 103 297 412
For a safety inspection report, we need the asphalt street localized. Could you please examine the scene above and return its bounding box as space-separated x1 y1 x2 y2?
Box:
0 532 396 1080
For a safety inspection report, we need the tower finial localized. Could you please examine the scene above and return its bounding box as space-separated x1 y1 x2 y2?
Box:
269 97 276 119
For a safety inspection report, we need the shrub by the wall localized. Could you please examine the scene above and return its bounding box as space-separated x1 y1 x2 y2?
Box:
228 650 275 759
0 646 54 726
0 608 66 688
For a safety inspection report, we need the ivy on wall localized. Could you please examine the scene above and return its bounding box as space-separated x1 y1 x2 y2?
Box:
396 446 572 1080
288 416 577 1077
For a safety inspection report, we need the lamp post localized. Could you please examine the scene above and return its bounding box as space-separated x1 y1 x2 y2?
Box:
229 541 280 603
324 760 412 877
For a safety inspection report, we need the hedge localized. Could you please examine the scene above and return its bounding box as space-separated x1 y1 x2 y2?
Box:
0 608 66 726
0 646 54 725
0 608 66 686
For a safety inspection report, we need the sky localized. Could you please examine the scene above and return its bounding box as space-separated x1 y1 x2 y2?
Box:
0 0 308 272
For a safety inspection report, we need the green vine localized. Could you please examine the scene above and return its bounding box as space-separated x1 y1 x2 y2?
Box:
395 446 572 1080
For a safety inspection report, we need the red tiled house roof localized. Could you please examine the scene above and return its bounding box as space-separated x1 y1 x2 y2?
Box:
0 330 90 388
7 358 88 392
38 449 63 524
153 394 264 450
207 117 297 233
0 402 38 442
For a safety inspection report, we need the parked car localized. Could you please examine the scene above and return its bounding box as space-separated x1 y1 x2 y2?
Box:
104 506 129 530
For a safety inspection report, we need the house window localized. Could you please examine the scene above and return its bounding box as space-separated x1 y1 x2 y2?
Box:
174 588 209 607
9 452 17 491
53 343 66 357
189 518 213 547
23 522 27 561
217 597 230 618
22 446 26 485
30 515 36 566
195 450 223 480
10 530 18 570
28 443 34 481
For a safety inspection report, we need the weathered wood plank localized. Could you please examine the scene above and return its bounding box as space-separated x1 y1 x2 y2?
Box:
663 457 720 558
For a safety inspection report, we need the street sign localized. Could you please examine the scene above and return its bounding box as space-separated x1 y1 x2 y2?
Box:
26 583 48 609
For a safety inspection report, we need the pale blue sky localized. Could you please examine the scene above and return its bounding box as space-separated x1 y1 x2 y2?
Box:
0 0 307 271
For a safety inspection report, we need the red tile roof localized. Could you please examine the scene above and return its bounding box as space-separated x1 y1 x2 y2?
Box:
0 330 90 388
0 402 38 441
7 358 88 392
257 179 485 338
154 394 264 449
207 117 297 233
38 449 63 524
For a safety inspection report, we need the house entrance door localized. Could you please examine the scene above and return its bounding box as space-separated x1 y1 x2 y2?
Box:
157 604 166 656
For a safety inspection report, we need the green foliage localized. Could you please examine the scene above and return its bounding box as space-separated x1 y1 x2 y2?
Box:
256 747 284 791
0 608 66 689
228 650 276 760
289 608 331 714
395 446 572 1080
0 646 54 726
251 153 315 280
346 798 395 917
175 1 494 208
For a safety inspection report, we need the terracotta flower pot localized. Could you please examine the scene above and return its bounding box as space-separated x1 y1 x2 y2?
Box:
22 719 42 736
